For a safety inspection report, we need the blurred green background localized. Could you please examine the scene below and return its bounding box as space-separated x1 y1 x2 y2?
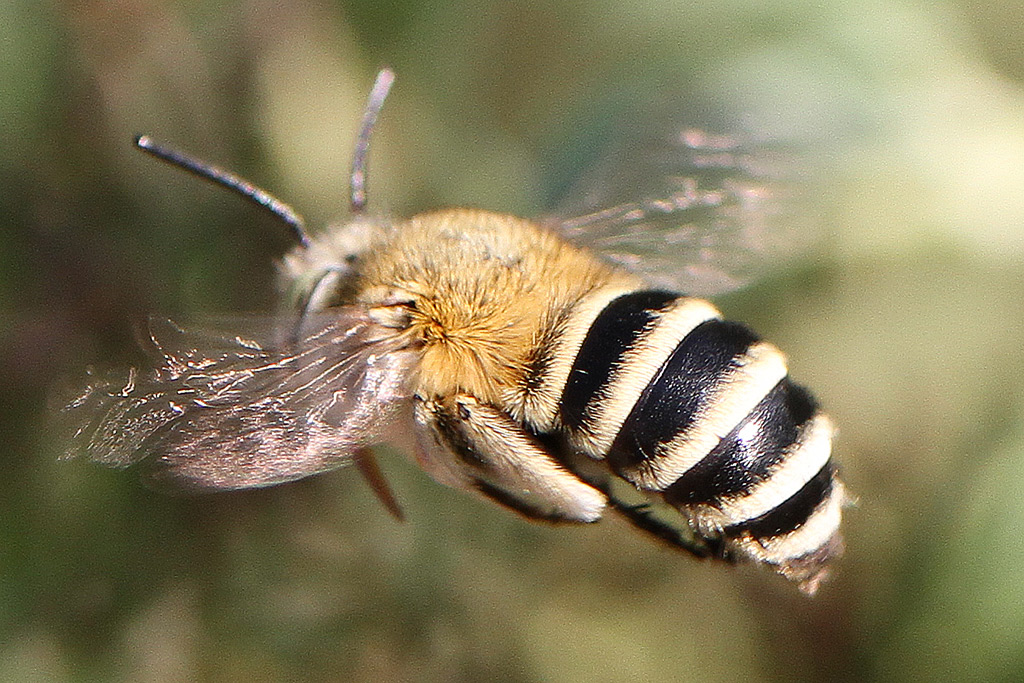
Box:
4 0 1024 681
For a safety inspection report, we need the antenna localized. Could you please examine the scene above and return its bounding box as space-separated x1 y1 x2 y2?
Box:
134 135 311 247
134 69 395 245
349 68 395 214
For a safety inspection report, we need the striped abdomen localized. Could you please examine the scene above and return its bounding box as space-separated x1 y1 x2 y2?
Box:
549 290 844 590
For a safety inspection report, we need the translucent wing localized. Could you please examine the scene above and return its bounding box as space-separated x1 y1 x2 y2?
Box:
550 127 820 297
61 310 418 491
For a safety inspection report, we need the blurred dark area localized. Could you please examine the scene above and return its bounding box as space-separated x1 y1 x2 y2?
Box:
4 1 1024 681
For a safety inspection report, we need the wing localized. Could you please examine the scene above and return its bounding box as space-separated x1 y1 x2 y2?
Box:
61 310 418 491
549 127 821 297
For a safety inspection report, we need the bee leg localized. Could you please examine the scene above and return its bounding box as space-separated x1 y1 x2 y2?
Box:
604 493 731 561
414 395 608 523
288 266 350 344
300 265 350 317
353 447 404 521
468 475 595 523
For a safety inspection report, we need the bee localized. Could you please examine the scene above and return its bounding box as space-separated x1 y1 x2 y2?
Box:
65 69 847 595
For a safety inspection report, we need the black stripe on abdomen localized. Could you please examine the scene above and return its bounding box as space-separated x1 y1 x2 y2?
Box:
725 462 835 539
605 319 760 477
559 290 677 432
662 380 817 506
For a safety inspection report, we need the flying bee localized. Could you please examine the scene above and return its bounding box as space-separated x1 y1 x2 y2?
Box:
64 68 847 595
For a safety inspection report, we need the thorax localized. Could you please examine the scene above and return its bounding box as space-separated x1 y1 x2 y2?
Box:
356 208 638 404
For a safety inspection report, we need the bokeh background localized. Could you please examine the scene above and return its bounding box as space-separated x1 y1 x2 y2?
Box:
4 1 1024 681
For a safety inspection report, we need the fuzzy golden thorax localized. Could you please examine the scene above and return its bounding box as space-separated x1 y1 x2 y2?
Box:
355 209 639 403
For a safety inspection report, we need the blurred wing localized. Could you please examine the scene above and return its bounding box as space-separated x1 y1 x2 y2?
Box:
550 128 821 297
61 310 417 491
